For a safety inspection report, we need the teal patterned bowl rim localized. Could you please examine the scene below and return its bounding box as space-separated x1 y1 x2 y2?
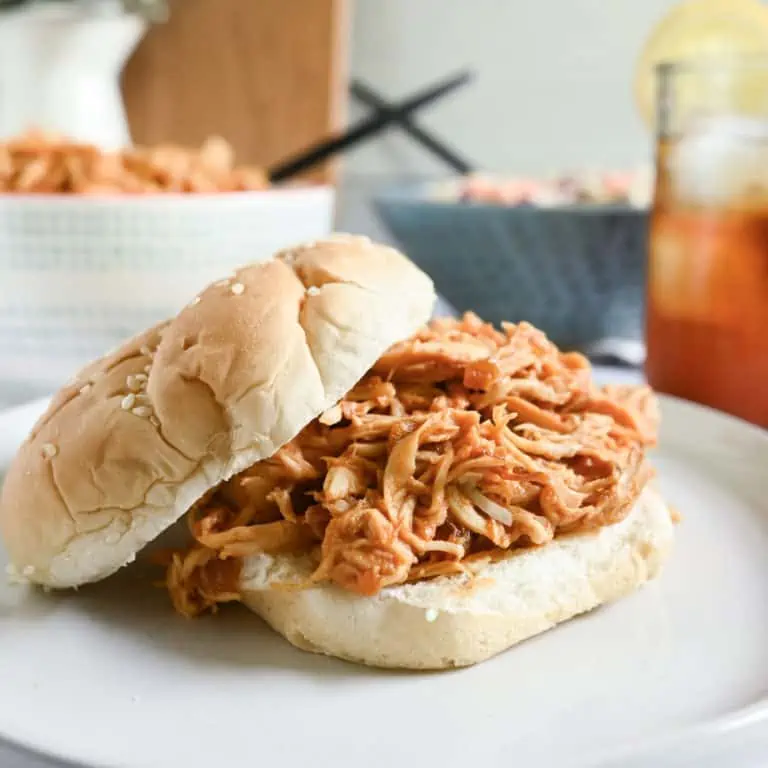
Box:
375 180 649 216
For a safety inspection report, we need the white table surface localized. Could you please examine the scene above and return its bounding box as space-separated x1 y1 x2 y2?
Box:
0 365 643 767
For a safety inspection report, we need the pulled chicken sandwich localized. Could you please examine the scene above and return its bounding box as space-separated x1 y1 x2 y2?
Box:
0 235 675 670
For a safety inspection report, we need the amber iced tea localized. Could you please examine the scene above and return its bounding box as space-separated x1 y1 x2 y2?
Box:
647 120 768 427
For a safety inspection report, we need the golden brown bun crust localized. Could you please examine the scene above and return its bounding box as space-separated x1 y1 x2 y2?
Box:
0 235 435 587
240 489 675 670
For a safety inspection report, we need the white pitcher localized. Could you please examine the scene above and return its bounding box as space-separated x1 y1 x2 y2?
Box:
0 0 146 149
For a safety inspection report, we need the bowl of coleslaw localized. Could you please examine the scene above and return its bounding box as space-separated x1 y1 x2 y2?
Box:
375 171 651 353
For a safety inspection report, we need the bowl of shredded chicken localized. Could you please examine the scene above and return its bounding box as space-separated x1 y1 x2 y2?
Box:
0 132 334 402
166 313 657 616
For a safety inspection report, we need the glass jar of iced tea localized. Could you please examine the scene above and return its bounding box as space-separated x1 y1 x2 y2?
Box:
647 58 768 427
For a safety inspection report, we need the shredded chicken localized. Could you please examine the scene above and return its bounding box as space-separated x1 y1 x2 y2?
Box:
166 313 658 617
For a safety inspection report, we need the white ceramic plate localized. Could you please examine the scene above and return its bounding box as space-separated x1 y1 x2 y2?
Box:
1 396 767 768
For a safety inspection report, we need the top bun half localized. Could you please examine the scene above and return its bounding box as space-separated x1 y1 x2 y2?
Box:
0 235 435 588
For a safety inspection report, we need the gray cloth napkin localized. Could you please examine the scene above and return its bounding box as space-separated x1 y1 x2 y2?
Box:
432 294 458 318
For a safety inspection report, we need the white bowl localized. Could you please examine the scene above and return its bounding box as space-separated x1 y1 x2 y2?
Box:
0 186 335 402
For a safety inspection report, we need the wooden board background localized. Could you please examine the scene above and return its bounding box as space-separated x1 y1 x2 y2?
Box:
121 0 348 183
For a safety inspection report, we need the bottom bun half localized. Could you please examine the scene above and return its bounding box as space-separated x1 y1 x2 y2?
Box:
239 488 674 670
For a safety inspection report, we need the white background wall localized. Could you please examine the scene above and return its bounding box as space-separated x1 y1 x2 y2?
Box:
343 0 680 179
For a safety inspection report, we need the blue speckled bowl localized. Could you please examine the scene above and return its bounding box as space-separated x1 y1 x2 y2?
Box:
375 184 649 351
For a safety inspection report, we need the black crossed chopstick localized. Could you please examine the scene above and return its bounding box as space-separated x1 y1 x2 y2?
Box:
349 79 474 174
268 71 475 182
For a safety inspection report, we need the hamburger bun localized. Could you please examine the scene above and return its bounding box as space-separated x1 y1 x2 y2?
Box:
238 487 674 669
0 235 436 587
